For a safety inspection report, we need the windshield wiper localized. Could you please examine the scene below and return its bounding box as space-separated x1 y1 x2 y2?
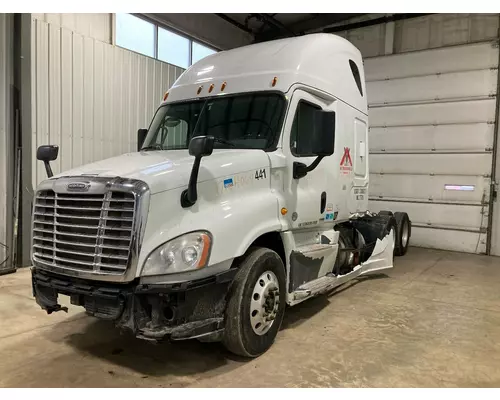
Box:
141 144 164 151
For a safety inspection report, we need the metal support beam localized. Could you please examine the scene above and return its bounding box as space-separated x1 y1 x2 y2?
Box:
257 13 297 37
384 21 395 55
323 13 431 34
215 14 253 34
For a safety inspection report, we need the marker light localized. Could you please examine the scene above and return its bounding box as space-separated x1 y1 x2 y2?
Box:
281 207 288 216
163 91 169 101
197 86 203 95
221 81 227 91
208 83 215 93
271 76 278 87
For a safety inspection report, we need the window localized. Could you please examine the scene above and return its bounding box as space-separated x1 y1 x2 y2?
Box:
116 13 155 58
349 60 363 96
290 101 322 157
158 27 190 68
115 14 218 68
192 42 216 64
143 93 286 151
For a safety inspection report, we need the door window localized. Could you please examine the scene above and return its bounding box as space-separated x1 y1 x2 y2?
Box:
290 101 321 157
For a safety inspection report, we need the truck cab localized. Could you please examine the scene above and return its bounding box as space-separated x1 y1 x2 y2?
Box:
31 33 411 357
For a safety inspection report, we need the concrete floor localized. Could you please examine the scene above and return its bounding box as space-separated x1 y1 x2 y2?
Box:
1 247 500 387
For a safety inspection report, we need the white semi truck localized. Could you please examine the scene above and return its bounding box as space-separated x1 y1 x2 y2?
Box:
31 33 411 357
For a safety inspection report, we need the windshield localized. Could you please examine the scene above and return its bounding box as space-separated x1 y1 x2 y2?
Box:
142 92 285 151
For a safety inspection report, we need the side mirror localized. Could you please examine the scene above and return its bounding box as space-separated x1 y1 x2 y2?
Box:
189 135 215 158
293 111 335 179
310 111 335 156
137 129 148 151
181 136 215 208
37 145 59 178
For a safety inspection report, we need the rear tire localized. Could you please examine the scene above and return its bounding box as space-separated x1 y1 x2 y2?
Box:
394 212 411 256
223 247 286 358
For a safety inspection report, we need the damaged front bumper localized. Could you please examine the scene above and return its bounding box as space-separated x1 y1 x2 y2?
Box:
31 267 237 342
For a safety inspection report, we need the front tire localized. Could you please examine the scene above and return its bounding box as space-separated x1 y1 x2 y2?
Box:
223 247 286 358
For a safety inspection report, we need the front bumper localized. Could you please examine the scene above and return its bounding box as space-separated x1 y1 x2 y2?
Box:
31 267 237 342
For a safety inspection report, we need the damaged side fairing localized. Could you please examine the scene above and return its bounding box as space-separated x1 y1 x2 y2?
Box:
287 228 394 306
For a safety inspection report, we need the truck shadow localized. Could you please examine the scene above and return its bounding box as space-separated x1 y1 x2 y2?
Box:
57 273 388 379
62 320 241 378
281 273 389 330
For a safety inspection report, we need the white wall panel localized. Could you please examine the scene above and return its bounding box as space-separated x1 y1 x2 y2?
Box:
369 98 496 127
31 19 184 189
32 14 111 44
394 14 499 54
370 174 489 204
370 123 494 152
370 153 492 176
365 41 499 81
367 69 497 105
361 14 499 254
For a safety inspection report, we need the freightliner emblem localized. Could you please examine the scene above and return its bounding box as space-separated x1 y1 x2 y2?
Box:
67 182 90 192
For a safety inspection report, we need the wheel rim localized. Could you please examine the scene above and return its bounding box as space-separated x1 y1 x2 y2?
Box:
250 270 280 336
401 220 409 247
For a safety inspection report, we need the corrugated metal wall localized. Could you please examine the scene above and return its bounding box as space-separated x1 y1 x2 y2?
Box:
341 14 500 253
32 13 112 44
31 18 185 189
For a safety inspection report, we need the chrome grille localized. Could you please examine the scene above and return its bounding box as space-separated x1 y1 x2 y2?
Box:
32 189 136 275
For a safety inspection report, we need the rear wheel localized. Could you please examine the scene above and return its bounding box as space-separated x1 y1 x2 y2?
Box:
394 212 411 256
223 247 286 357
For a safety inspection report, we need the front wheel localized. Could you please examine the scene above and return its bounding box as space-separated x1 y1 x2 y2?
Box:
223 247 286 357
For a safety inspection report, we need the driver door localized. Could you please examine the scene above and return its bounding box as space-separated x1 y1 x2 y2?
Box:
282 89 337 231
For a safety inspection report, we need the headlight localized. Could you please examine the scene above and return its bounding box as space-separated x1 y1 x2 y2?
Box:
141 231 212 276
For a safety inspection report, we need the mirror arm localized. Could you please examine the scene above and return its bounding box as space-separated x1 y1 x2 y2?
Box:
181 156 202 208
293 156 325 179
43 161 54 178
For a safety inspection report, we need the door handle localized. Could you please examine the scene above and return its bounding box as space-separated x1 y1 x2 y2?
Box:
320 191 327 214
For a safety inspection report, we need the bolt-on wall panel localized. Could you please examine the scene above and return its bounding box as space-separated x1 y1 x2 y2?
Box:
365 39 499 253
368 69 497 106
31 18 184 189
370 123 495 152
364 41 499 81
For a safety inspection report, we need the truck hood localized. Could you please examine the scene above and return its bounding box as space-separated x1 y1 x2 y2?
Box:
53 149 271 194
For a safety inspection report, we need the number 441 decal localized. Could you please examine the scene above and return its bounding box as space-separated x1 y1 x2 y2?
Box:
255 169 267 180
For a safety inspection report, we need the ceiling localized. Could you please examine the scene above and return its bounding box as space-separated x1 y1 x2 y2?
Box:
216 13 365 43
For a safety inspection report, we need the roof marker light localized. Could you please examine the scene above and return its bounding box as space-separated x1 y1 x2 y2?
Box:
208 83 215 93
197 86 203 95
163 91 169 101
271 76 278 87
221 81 227 92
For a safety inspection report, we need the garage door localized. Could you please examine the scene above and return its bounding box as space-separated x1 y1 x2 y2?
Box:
366 41 499 253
